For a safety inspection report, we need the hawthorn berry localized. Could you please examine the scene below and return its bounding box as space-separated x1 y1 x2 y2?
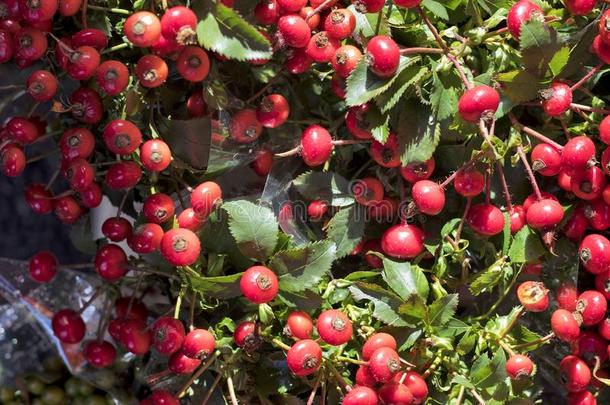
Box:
94 244 127 282
362 332 397 361
70 87 104 124
285 47 313 74
345 103 373 139
595 272 610 299
307 200 328 220
144 390 179 405
369 346 402 382
191 181 222 218
96 60 130 96
176 46 210 82
140 139 172 172
256 94 289 128
567 391 597 405
6 117 39 144
53 195 85 224
124 11 161 47
402 371 428 404
370 133 401 168
560 355 591 393
277 15 311 48
583 199 610 231
103 119 143 155
65 157 95 191
571 166 606 200
378 382 413 405
531 143 562 176
250 148 274 176
160 228 201 266
507 0 543 39
541 82 573 117
115 297 149 322
234 321 260 351
342 386 379 405
0 29 14 63
286 339 322 376
467 203 505 236
572 331 608 365
517 281 549 312
352 177 384 206
177 208 205 231
506 354 534 379
285 311 314 339
324 9 356 40
18 0 57 23
332 45 362 79
230 109 263 144
24 184 54 215
394 0 421 8
29 251 58 282
316 309 352 345
557 281 579 312
579 234 610 274
67 46 101 81
26 70 58 101
120 319 152 355
187 90 207 117
454 167 485 196
277 0 306 12
106 161 142 190
458 85 500 122
83 340 116 368
169 352 201 374
59 128 95 161
254 0 280 26
301 124 333 167
14 27 48 62
599 318 610 339
160 6 197 44
306 31 340 63
509 205 527 234
551 309 581 342
152 317 185 356
576 290 607 326
143 193 175 224
525 198 564 229
412 180 445 215
565 0 596 16
381 224 425 259
363 238 383 268
72 28 109 50
240 265 279 304
356 365 377 387
52 309 86 344
182 329 216 359
136 54 169 88
366 35 400 78
561 136 596 175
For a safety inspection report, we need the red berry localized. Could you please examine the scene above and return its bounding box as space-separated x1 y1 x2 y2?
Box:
572 331 608 365
525 198 564 229
509 205 526 234
541 82 573 117
230 109 263 144
517 281 549 312
600 10 610 45
557 281 579 311
400 158 435 183
59 128 95 161
256 94 289 128
65 158 94 191
254 0 280 25
53 196 85 224
182 329 216 359
176 46 210 82
562 136 596 175
366 35 400 78
563 205 588 242
286 339 322 376
579 234 610 274
369 346 402 382
0 28 14 63
6 117 39 144
307 200 328 220
381 224 425 259
571 166 606 200
94 244 127 282
353 177 384 206
301 124 333 167
584 199 610 230
152 317 185 355
177 208 205 231
234 321 260 351
26 70 58 101
507 0 543 39
467 203 505 236
240 265 279 304
24 183 53 215
285 47 312 74
29 251 58 282
565 0 596 15
79 182 101 208
394 0 421 8
595 272 610 300
191 181 222 218
362 333 397 361
454 167 485 196
332 44 362 78
125 11 161 47
576 290 607 326
378 382 413 405
568 391 597 405
324 9 355 40
402 371 428 404
160 6 197 44
356 365 377 388
121 319 152 355
169 352 201 374
70 87 103 124
330 74 346 98
18 0 57 23
592 35 610 64
277 14 311 48
599 317 610 339
14 27 47 62
115 297 148 321
140 139 172 172
531 143 562 176
306 31 339 63
551 309 581 342
363 238 383 268
96 60 130 96
106 161 142 190
506 354 534 379
67 46 101 81
250 148 274 176
412 180 445 215
342 386 379 405
560 355 591 393
52 309 86 344
370 133 400 168
160 228 201 266
458 85 500 122
345 103 373 139
72 28 108 50
286 311 313 339
186 90 207 117
83 340 116 368
277 0 306 12
316 309 352 345
143 193 175 224
136 54 168 88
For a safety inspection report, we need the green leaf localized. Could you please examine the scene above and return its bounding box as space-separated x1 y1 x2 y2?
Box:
154 115 211 171
496 70 544 103
348 5 390 42
519 18 563 78
223 200 279 262
200 209 254 270
508 226 545 263
430 70 459 121
397 100 441 166
186 273 242 299
427 294 459 327
510 324 547 352
195 3 272 61
422 0 449 20
548 46 571 78
292 171 354 207
349 282 409 326
397 294 428 325
376 64 429 114
326 206 366 258
270 241 336 293
470 349 507 388
382 258 430 301
367 104 390 143
346 57 417 107
470 258 507 296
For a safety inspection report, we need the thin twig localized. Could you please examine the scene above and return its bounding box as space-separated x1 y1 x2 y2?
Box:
177 352 218 397
517 147 542 200
227 375 239 405
571 63 603 91
306 373 323 405
201 372 223 404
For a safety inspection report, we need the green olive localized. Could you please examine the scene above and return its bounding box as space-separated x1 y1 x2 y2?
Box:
41 386 65 405
42 357 65 374
63 378 80 397
25 377 45 396
77 381 94 396
0 386 16 401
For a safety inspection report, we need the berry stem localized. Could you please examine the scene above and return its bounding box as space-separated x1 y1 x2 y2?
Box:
45 168 61 191
472 269 520 321
246 72 284 104
275 145 301 158
331 139 372 146
399 47 444 55
421 353 443 378
455 386 466 405
470 389 486 405
446 53 473 90
174 287 185 319
96 295 112 341
305 0 333 21
571 63 603 91
511 332 554 350
306 372 323 405
508 113 564 150
335 355 367 366
455 197 472 241
570 103 610 115
327 362 349 393
87 5 131 15
189 291 197 331
200 371 223 404
116 189 130 218
81 0 88 28
271 338 291 351
78 287 104 314
439 150 487 188
177 351 219 397
497 339 515 356
374 7 384 36
47 32 75 54
499 306 524 339
417 6 450 53
495 162 512 210
0 84 22 91
26 149 60 164
226 375 239 405
101 42 130 55
516 146 543 201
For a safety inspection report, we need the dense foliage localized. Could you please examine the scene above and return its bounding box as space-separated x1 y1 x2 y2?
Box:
2 0 610 404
